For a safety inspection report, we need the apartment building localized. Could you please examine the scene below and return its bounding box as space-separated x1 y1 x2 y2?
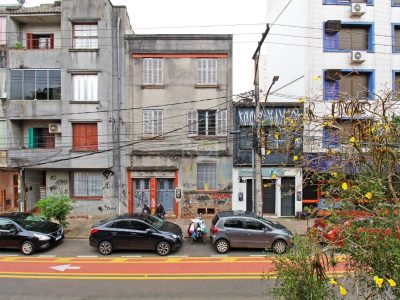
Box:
262 0 400 205
0 0 132 215
125 34 233 217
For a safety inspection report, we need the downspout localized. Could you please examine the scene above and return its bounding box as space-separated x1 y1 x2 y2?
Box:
117 17 122 215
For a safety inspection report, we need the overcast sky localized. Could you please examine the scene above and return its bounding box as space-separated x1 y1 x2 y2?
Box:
3 0 269 94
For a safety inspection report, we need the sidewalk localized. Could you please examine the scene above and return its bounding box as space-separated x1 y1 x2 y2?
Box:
64 214 312 239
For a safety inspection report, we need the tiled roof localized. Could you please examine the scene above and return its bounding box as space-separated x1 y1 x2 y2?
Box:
0 6 61 15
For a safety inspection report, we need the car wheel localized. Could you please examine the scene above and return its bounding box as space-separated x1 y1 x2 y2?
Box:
215 239 229 254
98 240 113 255
156 241 171 256
20 241 35 255
272 240 287 254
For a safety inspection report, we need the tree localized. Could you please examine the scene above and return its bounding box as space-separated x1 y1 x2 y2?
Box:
36 194 74 228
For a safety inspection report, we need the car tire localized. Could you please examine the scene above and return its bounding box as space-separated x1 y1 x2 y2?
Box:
156 241 171 256
98 240 113 255
272 240 287 254
20 241 35 255
215 239 229 254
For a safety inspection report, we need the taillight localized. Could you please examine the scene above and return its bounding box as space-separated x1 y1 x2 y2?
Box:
212 227 219 234
90 228 99 234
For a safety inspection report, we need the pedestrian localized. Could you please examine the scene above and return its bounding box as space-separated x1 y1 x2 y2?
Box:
155 203 165 219
142 204 151 215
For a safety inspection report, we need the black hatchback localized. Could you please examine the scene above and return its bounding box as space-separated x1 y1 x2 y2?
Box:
0 212 64 255
89 213 184 256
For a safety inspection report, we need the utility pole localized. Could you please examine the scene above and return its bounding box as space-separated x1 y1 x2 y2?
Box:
252 24 270 216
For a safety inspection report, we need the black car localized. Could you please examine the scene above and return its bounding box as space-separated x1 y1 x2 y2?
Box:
0 212 64 255
89 213 184 256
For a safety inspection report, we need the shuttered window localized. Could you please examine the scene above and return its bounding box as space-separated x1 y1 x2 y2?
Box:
197 58 217 85
394 25 400 53
395 74 400 99
0 68 5 98
187 111 198 136
0 17 6 45
27 128 55 149
324 24 371 51
216 110 228 136
197 163 216 190
0 120 6 149
73 74 98 101
72 123 98 151
323 127 339 148
143 58 163 85
27 33 54 49
73 23 98 49
324 70 372 100
394 0 400 6
143 110 163 136
198 110 216 136
73 172 102 198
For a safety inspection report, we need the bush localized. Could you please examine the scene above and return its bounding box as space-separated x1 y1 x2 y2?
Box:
36 195 74 228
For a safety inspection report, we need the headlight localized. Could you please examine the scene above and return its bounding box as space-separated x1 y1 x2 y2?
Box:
172 234 179 239
33 233 51 241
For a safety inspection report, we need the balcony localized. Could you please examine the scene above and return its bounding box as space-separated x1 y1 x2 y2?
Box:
6 100 61 119
8 48 61 69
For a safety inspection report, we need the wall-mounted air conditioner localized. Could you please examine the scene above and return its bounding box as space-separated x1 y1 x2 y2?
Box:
325 20 341 33
351 51 366 63
351 3 366 16
48 123 61 134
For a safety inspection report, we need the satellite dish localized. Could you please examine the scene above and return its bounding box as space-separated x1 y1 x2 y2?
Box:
17 0 25 5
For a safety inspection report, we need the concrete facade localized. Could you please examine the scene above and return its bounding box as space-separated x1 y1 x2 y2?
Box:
0 0 132 215
125 34 233 218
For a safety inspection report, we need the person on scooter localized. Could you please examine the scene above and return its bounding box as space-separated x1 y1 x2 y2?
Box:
142 204 151 215
155 203 165 219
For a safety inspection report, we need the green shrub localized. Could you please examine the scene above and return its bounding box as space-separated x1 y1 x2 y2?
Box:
36 195 74 228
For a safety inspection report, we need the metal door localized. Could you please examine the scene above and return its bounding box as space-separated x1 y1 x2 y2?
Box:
157 179 174 212
281 177 296 216
262 179 276 214
246 180 253 212
222 217 247 247
134 179 150 213
245 218 274 248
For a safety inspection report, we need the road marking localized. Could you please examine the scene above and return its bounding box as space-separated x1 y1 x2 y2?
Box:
211 254 228 257
49 264 81 272
38 255 56 258
0 254 19 257
167 255 189 258
249 255 267 257
121 255 142 258
76 255 98 258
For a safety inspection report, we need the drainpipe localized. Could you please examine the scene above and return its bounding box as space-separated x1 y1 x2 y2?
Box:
116 17 122 215
18 167 24 212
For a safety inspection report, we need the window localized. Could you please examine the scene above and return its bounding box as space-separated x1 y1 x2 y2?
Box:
72 74 98 101
324 70 373 100
394 0 400 7
73 23 98 49
143 110 163 137
224 218 244 229
246 220 266 231
394 72 400 98
239 127 254 150
27 33 54 49
73 171 102 198
323 120 371 148
72 123 98 151
143 58 163 85
0 219 16 231
0 120 7 149
265 126 291 151
187 110 227 136
197 58 217 85
197 162 216 190
324 22 373 52
0 17 6 45
10 69 61 100
393 25 400 52
27 128 55 149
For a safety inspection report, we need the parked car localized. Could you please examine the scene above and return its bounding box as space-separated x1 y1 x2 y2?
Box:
0 212 64 255
89 213 183 256
210 211 294 254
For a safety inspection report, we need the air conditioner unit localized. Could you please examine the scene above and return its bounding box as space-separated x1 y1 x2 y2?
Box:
351 50 366 63
48 123 61 134
325 69 342 81
325 20 341 33
351 3 366 16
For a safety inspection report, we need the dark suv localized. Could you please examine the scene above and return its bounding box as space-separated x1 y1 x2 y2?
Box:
210 211 294 254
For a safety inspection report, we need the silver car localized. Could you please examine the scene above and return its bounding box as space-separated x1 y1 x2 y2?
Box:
210 211 294 254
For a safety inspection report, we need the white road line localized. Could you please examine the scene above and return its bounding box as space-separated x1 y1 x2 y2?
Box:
38 255 56 257
211 254 228 257
0 254 19 257
249 254 267 257
76 255 98 258
167 255 189 258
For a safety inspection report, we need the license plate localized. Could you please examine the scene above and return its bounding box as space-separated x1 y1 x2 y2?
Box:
55 235 62 241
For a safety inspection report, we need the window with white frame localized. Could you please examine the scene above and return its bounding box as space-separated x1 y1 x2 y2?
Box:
143 58 163 85
73 23 98 49
72 74 98 101
0 17 6 46
0 120 7 149
73 171 102 198
197 58 217 85
187 109 227 136
143 110 163 136
197 162 216 190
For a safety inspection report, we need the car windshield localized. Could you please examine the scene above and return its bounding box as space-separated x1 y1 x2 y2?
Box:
13 214 45 229
255 216 276 227
143 214 164 230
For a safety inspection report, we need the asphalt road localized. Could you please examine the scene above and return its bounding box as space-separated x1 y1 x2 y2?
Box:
0 238 277 258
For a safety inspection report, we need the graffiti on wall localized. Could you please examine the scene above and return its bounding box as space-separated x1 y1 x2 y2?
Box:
182 192 232 217
48 174 69 195
134 191 149 208
238 107 301 127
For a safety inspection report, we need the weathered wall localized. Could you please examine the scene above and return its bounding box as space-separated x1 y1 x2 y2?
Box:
182 191 232 217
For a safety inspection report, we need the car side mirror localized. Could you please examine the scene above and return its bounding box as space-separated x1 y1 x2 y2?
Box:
264 227 271 232
146 228 154 234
